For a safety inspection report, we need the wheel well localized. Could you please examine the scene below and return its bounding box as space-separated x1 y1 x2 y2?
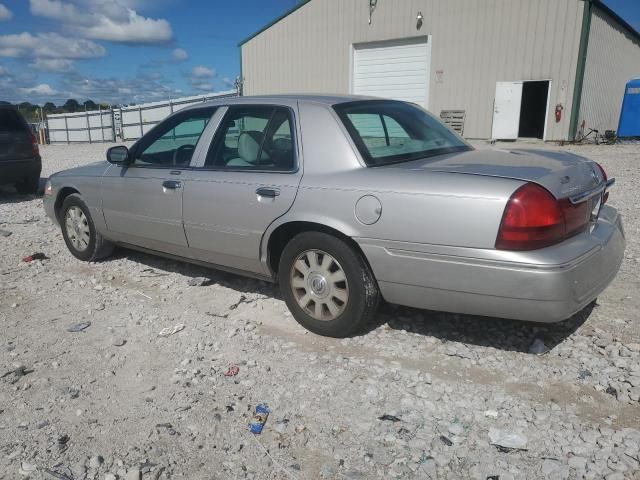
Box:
267 221 368 278
54 187 80 221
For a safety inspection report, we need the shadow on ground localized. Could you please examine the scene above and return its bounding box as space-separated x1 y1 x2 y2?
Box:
113 246 594 355
0 179 46 205
379 301 594 354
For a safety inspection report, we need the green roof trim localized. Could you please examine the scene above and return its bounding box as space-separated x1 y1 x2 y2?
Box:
570 0 594 140
238 0 312 47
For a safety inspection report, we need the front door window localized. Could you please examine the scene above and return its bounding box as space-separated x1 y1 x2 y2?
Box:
132 108 216 167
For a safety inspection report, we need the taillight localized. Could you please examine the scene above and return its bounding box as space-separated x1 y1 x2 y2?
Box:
496 183 590 251
595 162 609 204
31 134 40 156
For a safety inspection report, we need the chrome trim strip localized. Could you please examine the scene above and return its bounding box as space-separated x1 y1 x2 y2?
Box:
569 184 605 204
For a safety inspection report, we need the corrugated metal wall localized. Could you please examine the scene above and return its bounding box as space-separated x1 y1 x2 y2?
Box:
241 0 585 140
579 7 640 135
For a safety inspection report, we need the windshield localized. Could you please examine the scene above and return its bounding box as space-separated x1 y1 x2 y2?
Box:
334 100 471 166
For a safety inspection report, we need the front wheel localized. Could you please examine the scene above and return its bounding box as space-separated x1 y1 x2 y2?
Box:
60 194 114 262
279 232 380 338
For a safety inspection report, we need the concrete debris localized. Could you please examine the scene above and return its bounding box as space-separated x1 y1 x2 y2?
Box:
489 428 528 451
528 338 549 354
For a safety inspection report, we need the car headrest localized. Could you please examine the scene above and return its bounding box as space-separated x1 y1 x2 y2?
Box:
238 131 268 163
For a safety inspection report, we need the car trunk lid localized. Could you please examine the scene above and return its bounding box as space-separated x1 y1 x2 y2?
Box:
390 148 604 200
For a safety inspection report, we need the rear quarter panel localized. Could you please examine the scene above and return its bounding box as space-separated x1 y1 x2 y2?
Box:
287 168 522 249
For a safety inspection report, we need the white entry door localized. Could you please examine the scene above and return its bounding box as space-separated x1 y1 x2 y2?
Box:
352 37 431 108
492 81 523 140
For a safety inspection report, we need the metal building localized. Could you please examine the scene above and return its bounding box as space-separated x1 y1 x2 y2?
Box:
239 0 640 141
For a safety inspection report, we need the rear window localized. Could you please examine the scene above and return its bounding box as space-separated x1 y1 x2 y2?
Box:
334 101 471 166
0 108 28 133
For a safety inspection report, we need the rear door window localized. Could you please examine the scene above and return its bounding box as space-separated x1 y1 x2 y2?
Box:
0 109 28 133
204 106 295 171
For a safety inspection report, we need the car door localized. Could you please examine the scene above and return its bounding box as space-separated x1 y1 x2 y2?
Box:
101 107 217 255
182 103 303 274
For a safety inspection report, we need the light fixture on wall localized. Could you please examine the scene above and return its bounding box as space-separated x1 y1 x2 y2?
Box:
416 11 424 30
369 0 378 25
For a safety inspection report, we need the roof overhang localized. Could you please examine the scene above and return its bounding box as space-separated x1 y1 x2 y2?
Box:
239 0 311 47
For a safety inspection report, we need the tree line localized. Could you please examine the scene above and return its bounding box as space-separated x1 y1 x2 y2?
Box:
15 99 114 123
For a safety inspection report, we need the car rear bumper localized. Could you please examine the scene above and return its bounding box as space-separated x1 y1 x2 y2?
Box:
0 157 41 185
357 205 625 323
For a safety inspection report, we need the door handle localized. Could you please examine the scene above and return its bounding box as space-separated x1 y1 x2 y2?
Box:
162 180 181 189
256 187 280 198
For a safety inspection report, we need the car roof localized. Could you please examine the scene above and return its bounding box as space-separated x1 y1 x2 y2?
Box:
196 94 382 109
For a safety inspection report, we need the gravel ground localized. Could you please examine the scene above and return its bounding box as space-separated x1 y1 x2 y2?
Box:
0 140 638 480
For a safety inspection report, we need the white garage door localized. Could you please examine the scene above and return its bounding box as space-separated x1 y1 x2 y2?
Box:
352 37 431 108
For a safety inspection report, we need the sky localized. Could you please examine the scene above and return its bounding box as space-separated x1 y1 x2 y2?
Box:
0 0 638 106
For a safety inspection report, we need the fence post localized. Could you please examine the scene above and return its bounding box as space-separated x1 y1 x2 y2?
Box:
139 107 144 139
99 106 104 142
86 112 92 144
64 116 69 144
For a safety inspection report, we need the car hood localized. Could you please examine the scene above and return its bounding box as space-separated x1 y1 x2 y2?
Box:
391 148 604 199
52 161 110 179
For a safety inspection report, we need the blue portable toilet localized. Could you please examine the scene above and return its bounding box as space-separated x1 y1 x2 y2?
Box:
618 78 640 138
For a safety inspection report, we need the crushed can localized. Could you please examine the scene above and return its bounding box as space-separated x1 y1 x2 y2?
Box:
249 404 270 434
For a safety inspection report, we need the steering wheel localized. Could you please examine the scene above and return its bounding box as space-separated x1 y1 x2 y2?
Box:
172 144 195 166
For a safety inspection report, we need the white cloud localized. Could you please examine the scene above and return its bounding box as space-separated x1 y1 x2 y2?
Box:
222 77 235 88
29 58 75 72
191 65 215 78
55 71 184 105
171 48 188 62
20 83 58 96
30 0 173 45
191 81 213 92
0 3 12 21
0 32 106 59
0 65 8 75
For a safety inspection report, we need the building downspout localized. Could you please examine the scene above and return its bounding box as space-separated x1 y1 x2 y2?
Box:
569 0 594 140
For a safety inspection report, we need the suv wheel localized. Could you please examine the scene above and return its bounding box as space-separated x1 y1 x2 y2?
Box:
279 232 380 337
15 174 40 194
60 194 114 261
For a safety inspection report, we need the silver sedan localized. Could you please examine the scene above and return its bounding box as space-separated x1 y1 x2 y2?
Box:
43 95 625 337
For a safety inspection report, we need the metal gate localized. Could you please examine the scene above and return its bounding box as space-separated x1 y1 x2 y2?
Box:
47 109 115 144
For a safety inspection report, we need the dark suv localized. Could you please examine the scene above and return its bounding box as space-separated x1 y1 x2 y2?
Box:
0 104 41 194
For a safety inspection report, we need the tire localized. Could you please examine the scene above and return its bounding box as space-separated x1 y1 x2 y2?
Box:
60 194 114 262
15 174 40 194
279 231 380 337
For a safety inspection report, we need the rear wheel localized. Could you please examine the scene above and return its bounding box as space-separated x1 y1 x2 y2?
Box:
60 194 114 261
15 174 40 194
279 232 379 337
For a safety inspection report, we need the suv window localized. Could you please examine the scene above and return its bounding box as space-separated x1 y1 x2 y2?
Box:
205 106 295 171
0 108 28 133
132 108 216 167
334 101 470 166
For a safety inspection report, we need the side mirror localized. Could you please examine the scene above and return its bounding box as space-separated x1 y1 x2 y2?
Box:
107 145 129 165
